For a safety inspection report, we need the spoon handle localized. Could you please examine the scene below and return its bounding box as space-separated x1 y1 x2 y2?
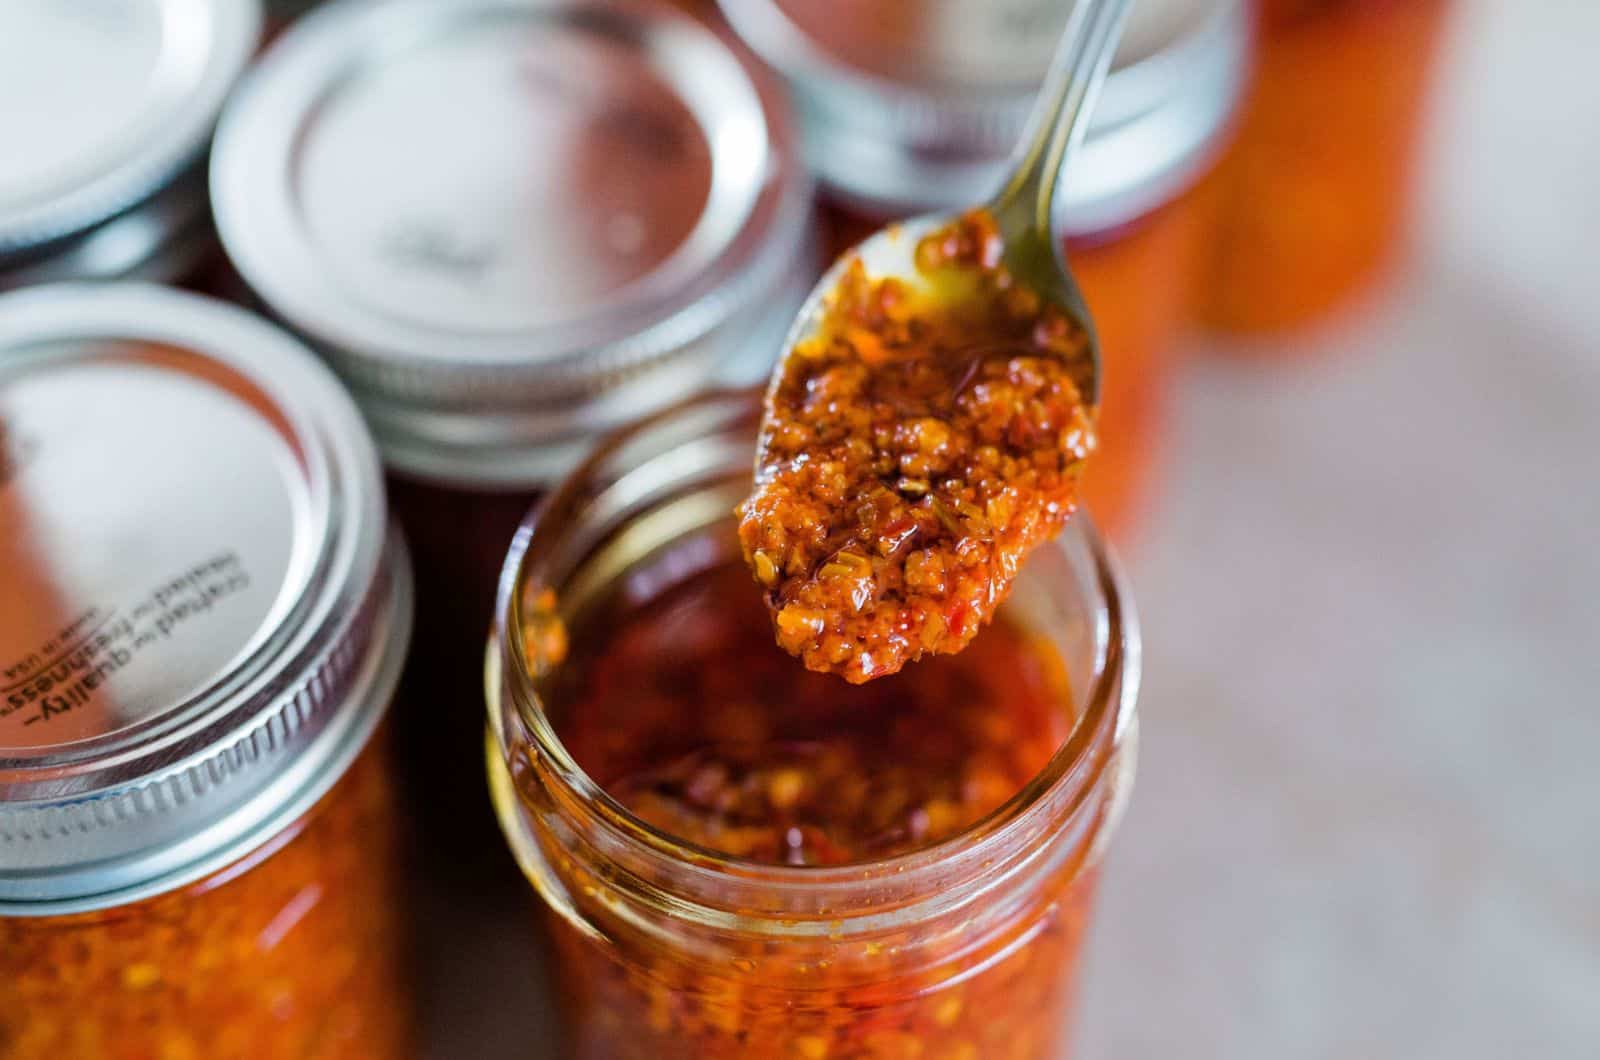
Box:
992 0 1136 243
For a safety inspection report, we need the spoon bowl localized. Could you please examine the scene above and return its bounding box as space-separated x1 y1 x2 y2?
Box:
781 209 1098 400
774 0 1135 409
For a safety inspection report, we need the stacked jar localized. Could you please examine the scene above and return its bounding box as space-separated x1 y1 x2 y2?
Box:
0 285 414 1058
0 2 260 293
717 0 1250 537
209 0 816 869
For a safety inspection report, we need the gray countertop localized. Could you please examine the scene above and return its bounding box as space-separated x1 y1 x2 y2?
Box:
1077 2 1600 1055
424 2 1600 1056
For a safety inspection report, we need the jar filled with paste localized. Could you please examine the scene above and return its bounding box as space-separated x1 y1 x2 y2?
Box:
0 284 415 1059
487 390 1140 1058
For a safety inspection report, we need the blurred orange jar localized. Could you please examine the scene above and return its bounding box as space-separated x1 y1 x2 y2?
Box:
0 287 415 1059
487 393 1140 1059
729 0 1249 536
1196 0 1456 333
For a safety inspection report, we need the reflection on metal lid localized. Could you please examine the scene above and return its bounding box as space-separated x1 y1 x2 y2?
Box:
720 0 1249 231
0 0 260 257
763 0 1219 88
0 349 310 751
212 0 813 486
0 284 410 910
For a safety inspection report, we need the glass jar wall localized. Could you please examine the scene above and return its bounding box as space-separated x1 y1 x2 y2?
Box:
1195 0 1456 334
487 391 1140 1058
0 741 410 1058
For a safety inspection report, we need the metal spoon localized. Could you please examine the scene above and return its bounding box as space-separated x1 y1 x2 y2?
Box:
771 0 1135 408
740 0 1136 682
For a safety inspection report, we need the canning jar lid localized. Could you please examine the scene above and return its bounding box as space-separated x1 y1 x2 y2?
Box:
211 0 814 488
718 0 1249 232
0 0 260 278
0 284 412 912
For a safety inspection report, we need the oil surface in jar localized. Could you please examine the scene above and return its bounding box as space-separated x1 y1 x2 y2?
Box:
551 555 1075 866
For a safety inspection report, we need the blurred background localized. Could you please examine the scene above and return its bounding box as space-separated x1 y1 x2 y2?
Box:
1080 2 1600 1055
1 0 1595 1056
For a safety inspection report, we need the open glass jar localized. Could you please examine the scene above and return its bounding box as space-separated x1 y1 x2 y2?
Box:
0 285 414 1058
0 1 260 292
487 390 1140 1059
730 0 1250 537
1195 0 1456 334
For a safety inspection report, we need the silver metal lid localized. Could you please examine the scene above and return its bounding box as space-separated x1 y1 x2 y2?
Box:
0 0 261 258
719 0 1250 233
211 0 813 488
0 284 411 912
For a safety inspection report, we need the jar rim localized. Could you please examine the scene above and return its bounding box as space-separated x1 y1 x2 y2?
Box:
492 388 1140 918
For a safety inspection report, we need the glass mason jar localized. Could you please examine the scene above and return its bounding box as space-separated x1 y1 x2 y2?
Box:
0 285 415 1058
0 1 260 293
486 391 1141 1059
211 0 815 871
1195 0 1456 334
724 0 1249 538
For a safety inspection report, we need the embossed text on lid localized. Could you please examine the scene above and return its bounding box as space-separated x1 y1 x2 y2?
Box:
0 346 313 750
0 285 409 910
